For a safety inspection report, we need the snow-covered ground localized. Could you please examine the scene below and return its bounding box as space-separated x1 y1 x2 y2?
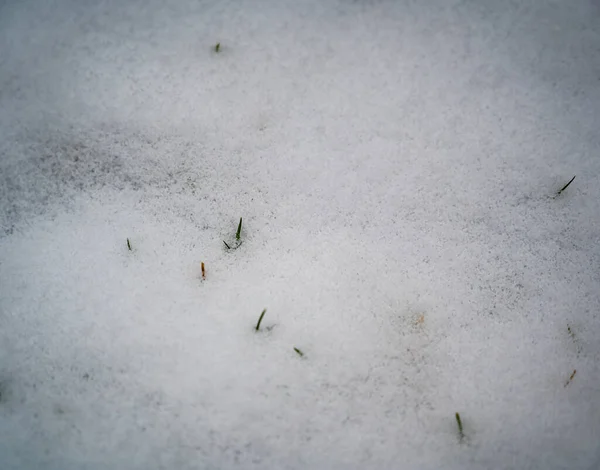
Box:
1 1 599 468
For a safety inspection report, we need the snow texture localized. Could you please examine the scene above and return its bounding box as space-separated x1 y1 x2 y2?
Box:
1 0 600 469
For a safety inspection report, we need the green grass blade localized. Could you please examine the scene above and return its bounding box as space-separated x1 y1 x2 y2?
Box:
455 412 464 441
557 175 576 195
236 217 243 241
255 309 266 331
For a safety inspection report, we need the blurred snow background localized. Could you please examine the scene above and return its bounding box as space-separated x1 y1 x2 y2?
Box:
1 0 599 469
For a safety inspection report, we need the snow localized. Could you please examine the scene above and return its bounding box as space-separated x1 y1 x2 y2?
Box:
1 0 599 468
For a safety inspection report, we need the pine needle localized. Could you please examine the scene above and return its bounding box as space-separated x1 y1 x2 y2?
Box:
127 238 132 251
294 347 304 357
215 42 221 53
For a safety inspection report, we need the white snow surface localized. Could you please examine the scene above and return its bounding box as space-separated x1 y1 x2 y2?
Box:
1 0 600 469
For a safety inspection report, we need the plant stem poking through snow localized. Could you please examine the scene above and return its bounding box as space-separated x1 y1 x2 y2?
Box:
224 217 243 250
215 42 220 53
236 217 243 241
255 309 267 331
565 369 577 388
455 412 464 442
201 262 206 280
127 238 132 251
557 175 576 196
294 347 304 357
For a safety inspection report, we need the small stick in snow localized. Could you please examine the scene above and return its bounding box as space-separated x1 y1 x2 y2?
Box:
127 238 132 251
201 262 206 280
556 175 576 196
255 309 267 331
294 347 304 357
455 412 464 442
564 369 577 388
223 240 231 250
215 42 221 53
